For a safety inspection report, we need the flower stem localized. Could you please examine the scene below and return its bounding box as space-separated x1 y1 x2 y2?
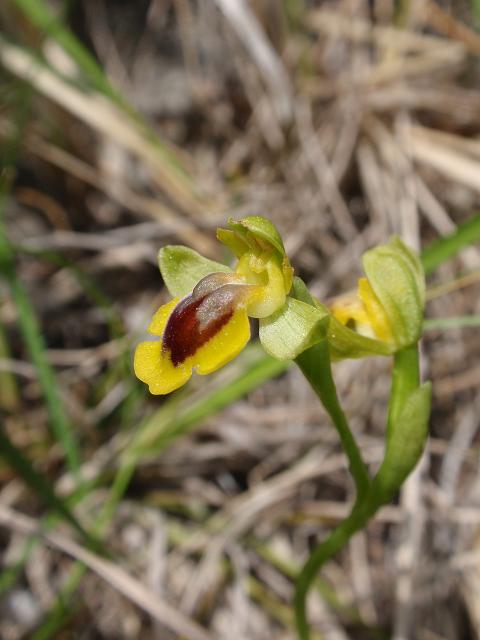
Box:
294 498 375 639
294 339 372 639
295 340 371 501
294 341 425 640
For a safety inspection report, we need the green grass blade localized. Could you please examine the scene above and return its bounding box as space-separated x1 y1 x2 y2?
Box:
98 346 289 527
424 315 480 331
0 318 20 411
0 84 81 475
421 214 480 275
0 425 92 545
10 0 194 181
0 240 81 473
472 0 480 24
30 563 86 640
11 0 122 103
0 537 36 594
133 345 289 455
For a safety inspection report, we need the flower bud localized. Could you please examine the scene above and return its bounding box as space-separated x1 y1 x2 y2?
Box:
328 237 425 358
362 237 425 349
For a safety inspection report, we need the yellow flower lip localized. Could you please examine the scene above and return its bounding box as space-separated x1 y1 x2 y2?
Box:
135 216 300 395
134 272 258 395
162 273 255 366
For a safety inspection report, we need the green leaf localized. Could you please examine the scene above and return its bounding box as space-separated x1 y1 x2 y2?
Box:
227 216 286 256
158 245 232 297
421 214 480 275
372 382 431 503
259 297 329 360
363 237 425 348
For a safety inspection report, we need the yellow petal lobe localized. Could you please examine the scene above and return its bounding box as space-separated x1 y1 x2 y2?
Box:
148 298 180 335
134 340 193 395
195 307 250 375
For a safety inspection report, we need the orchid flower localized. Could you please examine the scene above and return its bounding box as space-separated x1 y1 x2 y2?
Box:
134 216 327 394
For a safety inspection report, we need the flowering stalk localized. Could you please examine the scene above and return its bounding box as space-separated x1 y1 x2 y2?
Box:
133 216 431 640
291 238 430 639
293 341 430 640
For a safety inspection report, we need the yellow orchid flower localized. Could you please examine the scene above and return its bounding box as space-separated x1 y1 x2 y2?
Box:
134 217 326 395
329 278 393 343
328 237 425 356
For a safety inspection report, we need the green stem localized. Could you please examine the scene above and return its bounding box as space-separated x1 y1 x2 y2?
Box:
294 339 371 640
294 499 375 639
296 340 371 501
294 341 425 640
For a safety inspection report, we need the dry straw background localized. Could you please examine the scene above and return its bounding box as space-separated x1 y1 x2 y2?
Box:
1 1 480 639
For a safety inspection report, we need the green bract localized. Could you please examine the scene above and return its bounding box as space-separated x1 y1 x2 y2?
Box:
372 381 431 503
291 276 394 360
259 298 329 360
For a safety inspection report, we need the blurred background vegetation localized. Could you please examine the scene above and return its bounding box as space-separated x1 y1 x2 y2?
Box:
1 1 480 638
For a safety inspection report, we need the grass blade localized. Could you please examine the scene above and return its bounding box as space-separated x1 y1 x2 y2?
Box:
423 315 480 330
0 237 81 473
0 102 81 475
98 346 289 527
5 1 203 213
0 425 92 545
421 214 480 274
133 345 289 455
0 318 20 411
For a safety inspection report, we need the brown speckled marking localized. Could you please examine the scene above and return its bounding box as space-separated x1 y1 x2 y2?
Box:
162 293 233 366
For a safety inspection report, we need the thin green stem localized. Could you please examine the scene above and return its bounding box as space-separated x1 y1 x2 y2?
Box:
296 340 371 501
294 499 375 639
294 339 371 640
294 340 426 640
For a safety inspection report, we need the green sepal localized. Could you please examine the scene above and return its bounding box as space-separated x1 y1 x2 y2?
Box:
158 245 232 297
362 237 425 348
216 228 249 258
372 382 431 504
259 297 329 360
225 215 286 257
291 276 319 307
328 317 394 360
291 277 393 359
